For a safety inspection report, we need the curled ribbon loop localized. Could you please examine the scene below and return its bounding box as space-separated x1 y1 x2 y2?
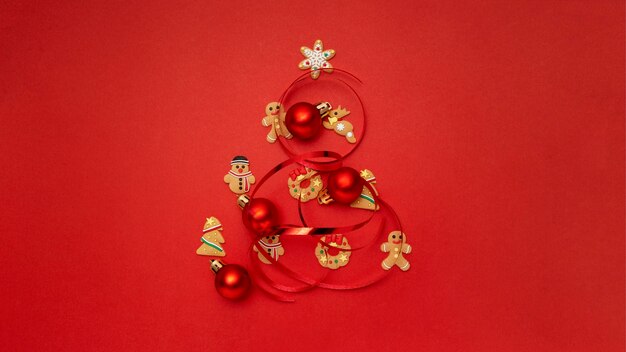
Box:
243 70 407 302
276 69 367 169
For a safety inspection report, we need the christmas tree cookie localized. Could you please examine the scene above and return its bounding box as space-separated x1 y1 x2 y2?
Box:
196 216 226 257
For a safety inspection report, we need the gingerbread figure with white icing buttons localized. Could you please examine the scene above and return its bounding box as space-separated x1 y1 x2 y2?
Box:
380 230 412 271
261 102 292 143
223 156 255 194
253 234 285 264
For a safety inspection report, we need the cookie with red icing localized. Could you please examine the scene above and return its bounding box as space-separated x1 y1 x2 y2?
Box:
287 166 323 202
380 231 411 271
224 156 255 195
253 234 285 264
315 234 351 270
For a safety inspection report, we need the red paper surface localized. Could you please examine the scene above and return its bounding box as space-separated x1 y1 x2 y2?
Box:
1 1 624 351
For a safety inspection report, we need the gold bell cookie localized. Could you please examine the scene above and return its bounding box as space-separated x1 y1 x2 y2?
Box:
380 231 411 271
315 234 351 270
196 216 226 257
298 39 335 80
223 156 255 194
288 166 323 202
323 105 356 144
261 102 292 143
253 234 285 264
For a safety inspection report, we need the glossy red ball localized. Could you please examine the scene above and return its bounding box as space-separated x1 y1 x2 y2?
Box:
214 264 251 300
285 102 322 140
242 198 278 234
327 167 364 204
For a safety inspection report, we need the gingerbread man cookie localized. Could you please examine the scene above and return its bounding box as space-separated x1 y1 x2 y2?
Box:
315 234 351 270
253 234 285 264
261 102 292 143
224 156 255 194
323 105 356 144
380 231 412 271
196 216 226 257
287 166 323 202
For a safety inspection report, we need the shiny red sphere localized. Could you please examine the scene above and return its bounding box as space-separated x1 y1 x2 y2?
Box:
327 167 365 204
285 102 322 140
215 264 251 300
242 198 278 234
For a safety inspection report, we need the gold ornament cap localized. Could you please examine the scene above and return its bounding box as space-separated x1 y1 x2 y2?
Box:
317 188 334 205
316 102 332 117
237 194 250 209
210 259 225 274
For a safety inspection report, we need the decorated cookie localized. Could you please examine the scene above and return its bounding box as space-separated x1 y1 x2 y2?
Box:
224 156 255 194
298 39 335 80
380 231 411 271
315 234 351 270
323 105 356 144
350 169 379 211
196 216 226 257
253 235 285 264
287 166 323 202
261 102 293 143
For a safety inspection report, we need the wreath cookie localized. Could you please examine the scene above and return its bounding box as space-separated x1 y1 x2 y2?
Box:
288 166 323 202
315 234 351 269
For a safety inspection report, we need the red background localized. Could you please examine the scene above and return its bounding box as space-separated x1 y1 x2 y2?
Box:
1 1 624 351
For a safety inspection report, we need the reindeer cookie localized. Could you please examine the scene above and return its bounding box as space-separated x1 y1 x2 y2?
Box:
224 156 255 194
380 231 411 271
196 216 226 257
323 105 356 144
261 102 292 143
253 235 285 264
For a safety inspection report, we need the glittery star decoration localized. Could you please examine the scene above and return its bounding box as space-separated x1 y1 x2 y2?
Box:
298 39 335 79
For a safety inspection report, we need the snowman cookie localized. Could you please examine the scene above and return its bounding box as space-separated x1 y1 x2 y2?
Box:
253 234 285 264
196 216 226 257
323 105 356 144
380 231 411 271
223 156 255 194
261 102 292 143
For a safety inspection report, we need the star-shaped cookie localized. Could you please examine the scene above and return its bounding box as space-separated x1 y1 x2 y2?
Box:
298 39 335 79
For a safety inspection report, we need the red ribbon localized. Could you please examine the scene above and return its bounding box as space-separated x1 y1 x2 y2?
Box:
244 158 404 301
241 70 407 301
275 69 366 171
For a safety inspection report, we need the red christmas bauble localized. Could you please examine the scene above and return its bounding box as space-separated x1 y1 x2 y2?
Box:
327 167 364 204
285 102 322 140
215 264 251 300
242 198 278 234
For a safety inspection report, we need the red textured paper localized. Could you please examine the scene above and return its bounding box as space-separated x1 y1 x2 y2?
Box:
1 1 624 351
